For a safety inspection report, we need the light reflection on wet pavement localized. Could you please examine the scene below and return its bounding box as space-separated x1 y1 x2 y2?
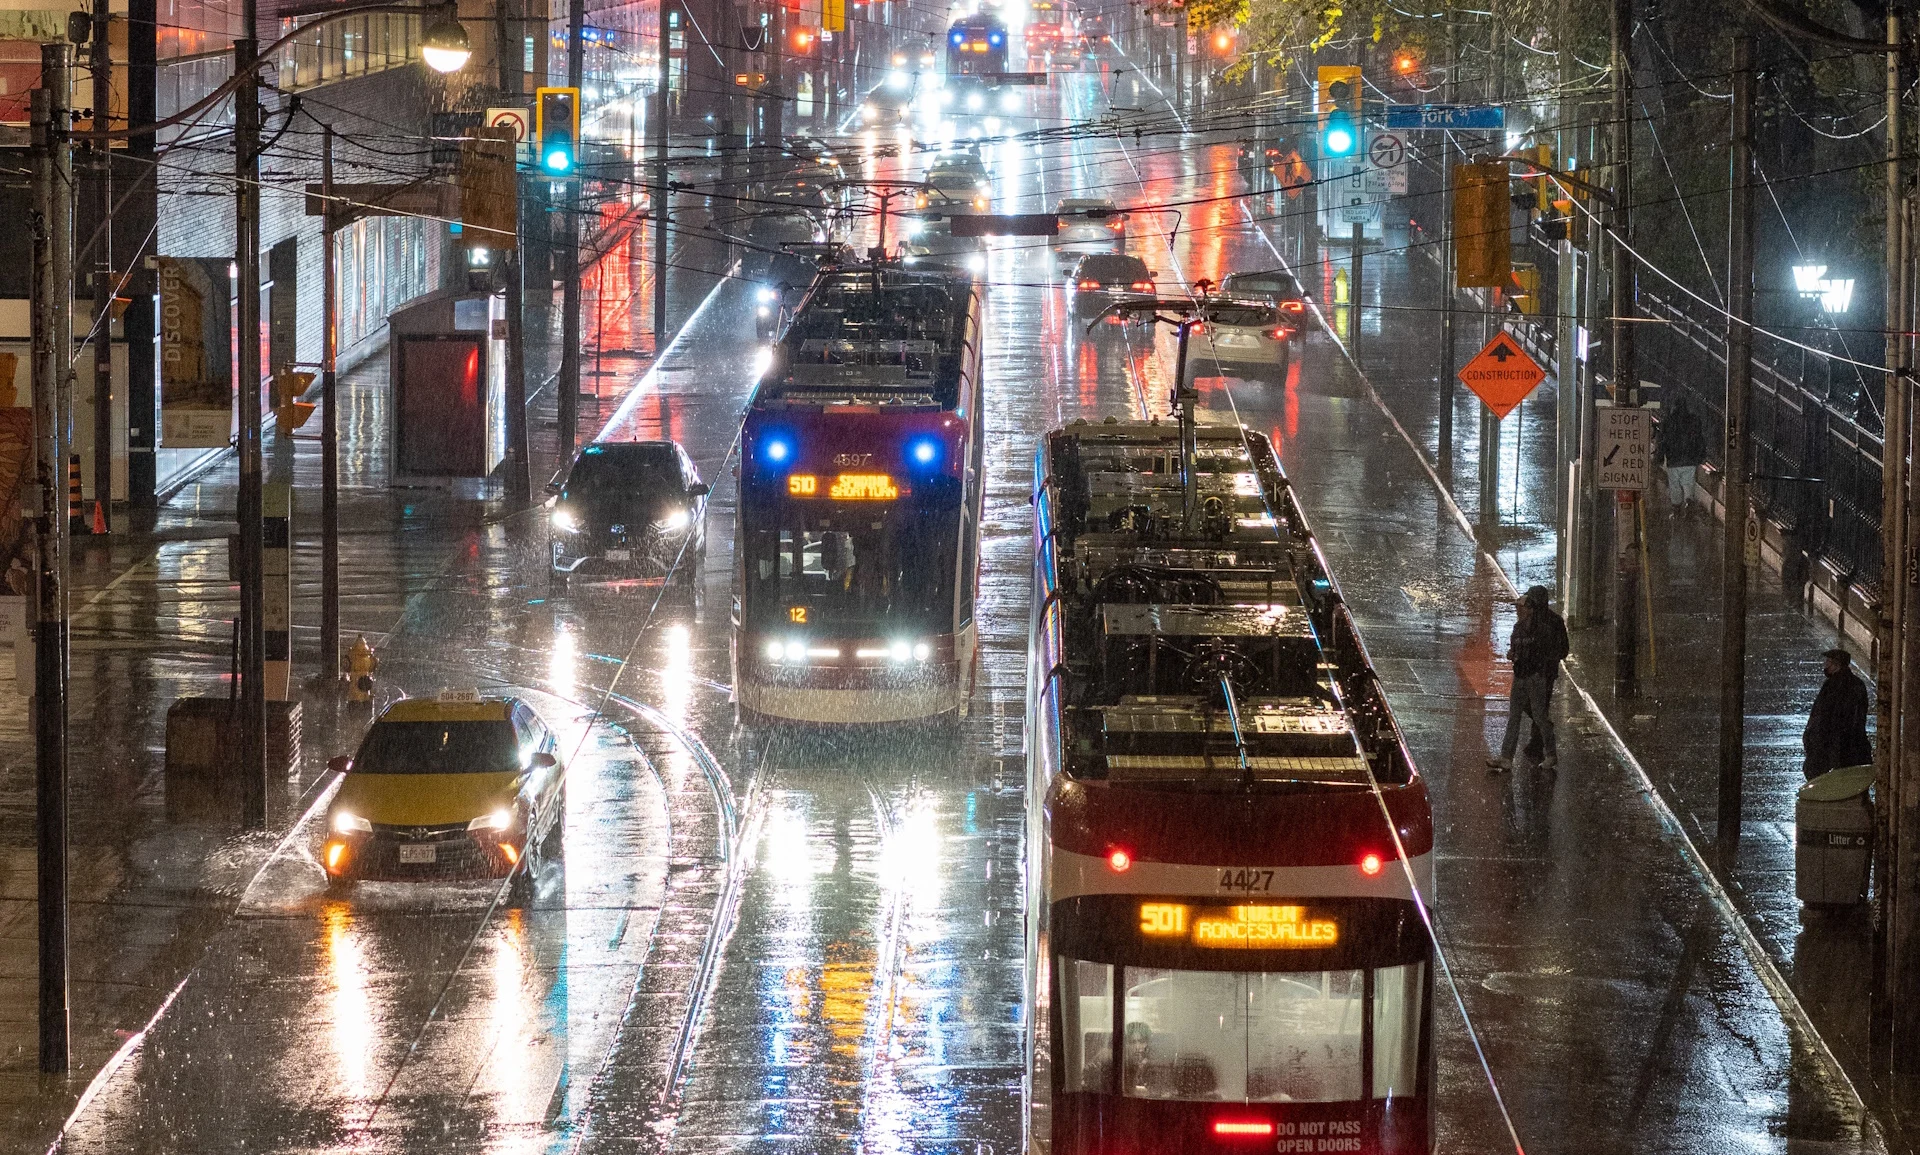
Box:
0 63 1887 1155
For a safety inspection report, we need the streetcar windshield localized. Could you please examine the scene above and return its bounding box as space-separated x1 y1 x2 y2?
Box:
1057 958 1425 1103
743 488 961 631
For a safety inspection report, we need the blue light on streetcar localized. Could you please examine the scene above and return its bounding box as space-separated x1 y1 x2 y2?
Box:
951 29 965 44
989 30 1003 44
764 436 793 463
908 436 940 466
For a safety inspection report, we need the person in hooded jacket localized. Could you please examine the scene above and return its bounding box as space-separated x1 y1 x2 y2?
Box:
1489 586 1570 772
1802 648 1873 781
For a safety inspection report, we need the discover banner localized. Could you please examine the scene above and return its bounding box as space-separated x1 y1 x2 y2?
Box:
158 256 233 448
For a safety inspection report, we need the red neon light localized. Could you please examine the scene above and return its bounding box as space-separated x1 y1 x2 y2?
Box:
1213 1120 1275 1136
1107 848 1132 872
1360 853 1384 876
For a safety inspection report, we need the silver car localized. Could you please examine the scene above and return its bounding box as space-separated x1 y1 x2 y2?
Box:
1055 197 1126 260
1196 300 1292 381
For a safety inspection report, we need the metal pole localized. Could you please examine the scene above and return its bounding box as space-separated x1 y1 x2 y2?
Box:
234 33 267 826
652 21 670 348
88 0 111 535
1351 220 1363 370
558 0 585 464
503 194 531 501
1477 6 1502 535
1174 316 1195 528
1873 7 1907 1074
1553 0 1578 618
319 125 340 678
31 42 72 1076
1437 11 1456 477
1717 35 1754 851
1609 0 1639 698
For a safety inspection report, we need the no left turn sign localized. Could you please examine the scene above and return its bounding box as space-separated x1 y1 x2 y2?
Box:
1369 132 1405 169
485 107 531 143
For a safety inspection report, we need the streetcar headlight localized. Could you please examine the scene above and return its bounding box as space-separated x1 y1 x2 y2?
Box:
890 640 912 662
966 92 984 111
468 808 514 832
966 253 986 273
331 810 372 835
551 508 579 533
913 642 931 661
1000 90 1020 111
765 640 785 661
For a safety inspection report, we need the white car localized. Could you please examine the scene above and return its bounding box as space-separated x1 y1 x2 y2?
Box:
1055 197 1126 259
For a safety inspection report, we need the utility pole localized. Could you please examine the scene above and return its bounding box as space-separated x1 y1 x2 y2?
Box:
1476 8 1503 536
558 0 585 464
1717 35 1754 851
31 40 73 1075
319 126 340 678
1608 0 1639 698
88 0 111 535
1351 220 1363 370
1437 12 1456 477
1874 7 1909 1079
653 11 671 348
233 27 267 826
1553 0 1581 621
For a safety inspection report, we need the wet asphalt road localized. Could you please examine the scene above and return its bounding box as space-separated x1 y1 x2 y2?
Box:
0 62 1885 1155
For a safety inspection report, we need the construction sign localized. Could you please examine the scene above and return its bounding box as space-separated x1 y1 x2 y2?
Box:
1459 331 1546 419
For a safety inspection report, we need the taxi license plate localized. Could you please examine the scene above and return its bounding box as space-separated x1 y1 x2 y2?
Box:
606 548 632 562
398 844 436 864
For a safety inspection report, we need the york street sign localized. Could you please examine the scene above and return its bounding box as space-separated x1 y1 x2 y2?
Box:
1383 104 1506 131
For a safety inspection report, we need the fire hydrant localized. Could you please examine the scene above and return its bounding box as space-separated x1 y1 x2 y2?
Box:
346 635 378 703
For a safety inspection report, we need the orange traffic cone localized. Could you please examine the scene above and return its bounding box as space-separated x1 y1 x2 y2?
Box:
91 501 106 536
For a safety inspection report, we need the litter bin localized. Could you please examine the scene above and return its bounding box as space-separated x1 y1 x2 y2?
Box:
1796 763 1875 907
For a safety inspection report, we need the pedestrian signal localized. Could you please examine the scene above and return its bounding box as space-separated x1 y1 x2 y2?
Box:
1317 65 1362 159
1453 162 1511 289
535 87 580 177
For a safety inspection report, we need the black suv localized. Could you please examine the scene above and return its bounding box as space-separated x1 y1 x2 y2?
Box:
550 441 709 589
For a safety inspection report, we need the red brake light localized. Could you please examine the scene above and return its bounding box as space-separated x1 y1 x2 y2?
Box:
1280 299 1306 314
1107 848 1132 872
1264 148 1280 157
1214 1120 1275 1137
1130 280 1153 291
1078 279 1100 290
1361 853 1384 876
1106 218 1125 231
1270 327 1289 339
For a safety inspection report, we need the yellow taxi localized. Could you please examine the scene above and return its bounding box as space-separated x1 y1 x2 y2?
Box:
322 692 564 889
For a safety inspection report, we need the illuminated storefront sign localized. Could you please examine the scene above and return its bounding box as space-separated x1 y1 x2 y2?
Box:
1138 902 1339 949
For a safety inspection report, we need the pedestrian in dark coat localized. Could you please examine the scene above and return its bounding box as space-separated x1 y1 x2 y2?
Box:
1655 396 1708 515
1803 648 1873 781
1488 586 1570 771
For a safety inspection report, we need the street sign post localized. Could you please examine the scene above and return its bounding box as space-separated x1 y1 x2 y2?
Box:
1595 405 1653 490
1458 331 1546 418
1384 104 1507 131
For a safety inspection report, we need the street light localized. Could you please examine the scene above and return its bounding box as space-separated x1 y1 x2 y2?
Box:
421 14 473 73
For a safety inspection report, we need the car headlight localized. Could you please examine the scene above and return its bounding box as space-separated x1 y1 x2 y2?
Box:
862 103 878 120
756 287 778 304
757 305 772 318
468 809 514 832
655 508 691 532
551 508 579 532
332 810 372 835
972 195 989 210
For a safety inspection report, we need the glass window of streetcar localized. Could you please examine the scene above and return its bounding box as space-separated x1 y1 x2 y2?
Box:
744 479 960 632
1056 958 1426 1103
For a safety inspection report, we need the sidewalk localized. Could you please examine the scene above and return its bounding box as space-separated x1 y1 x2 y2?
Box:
1308 224 1894 1143
0 188 725 1154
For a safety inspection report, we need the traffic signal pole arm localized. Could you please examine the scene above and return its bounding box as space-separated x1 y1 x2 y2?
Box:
71 0 462 141
1489 152 1615 205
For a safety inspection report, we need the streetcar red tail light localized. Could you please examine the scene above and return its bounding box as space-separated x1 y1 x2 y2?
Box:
1361 853 1384 876
1213 1120 1274 1137
1280 299 1306 314
1107 848 1132 872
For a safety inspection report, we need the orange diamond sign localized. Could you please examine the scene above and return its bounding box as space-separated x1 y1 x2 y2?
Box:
1459 331 1547 419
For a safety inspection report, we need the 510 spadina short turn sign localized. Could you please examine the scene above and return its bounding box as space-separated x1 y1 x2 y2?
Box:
1457 331 1547 419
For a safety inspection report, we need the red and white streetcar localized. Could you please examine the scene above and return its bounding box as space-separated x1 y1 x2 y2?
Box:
733 259 986 723
1025 419 1435 1154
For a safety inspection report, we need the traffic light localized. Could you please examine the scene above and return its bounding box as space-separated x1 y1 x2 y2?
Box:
535 86 580 177
1317 65 1362 159
270 367 317 431
1453 161 1511 289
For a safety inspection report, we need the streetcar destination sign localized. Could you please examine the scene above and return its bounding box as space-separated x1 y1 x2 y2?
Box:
1139 902 1340 948
1383 103 1507 131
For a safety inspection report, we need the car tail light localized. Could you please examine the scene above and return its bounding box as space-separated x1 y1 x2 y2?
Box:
1214 1120 1274 1137
1106 218 1125 231
1130 280 1153 291
1280 299 1306 314
1078 279 1100 290
1264 147 1280 157
1270 327 1291 339
1190 322 1205 334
